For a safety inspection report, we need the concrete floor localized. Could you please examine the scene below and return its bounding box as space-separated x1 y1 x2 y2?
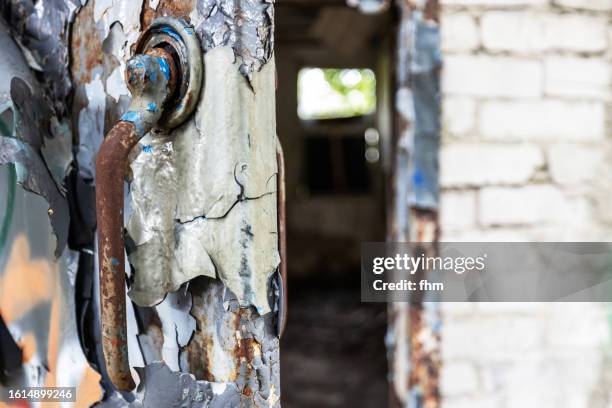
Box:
280 279 388 407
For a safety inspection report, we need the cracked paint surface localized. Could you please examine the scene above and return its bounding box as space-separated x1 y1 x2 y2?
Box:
1 0 281 405
191 0 275 81
128 46 280 314
0 17 72 256
0 180 102 405
0 0 80 115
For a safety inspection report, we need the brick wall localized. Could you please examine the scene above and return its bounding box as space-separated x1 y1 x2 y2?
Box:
438 0 612 406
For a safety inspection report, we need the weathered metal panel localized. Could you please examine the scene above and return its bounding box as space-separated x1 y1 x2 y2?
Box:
387 1 442 408
1 0 282 405
128 46 280 315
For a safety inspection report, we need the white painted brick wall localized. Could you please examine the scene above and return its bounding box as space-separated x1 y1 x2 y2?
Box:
443 97 476 136
440 190 477 230
438 0 612 406
441 143 544 187
442 14 480 52
442 316 544 360
441 0 547 6
481 12 547 52
553 0 612 11
544 14 608 53
478 185 590 226
544 57 610 100
479 100 605 141
547 144 605 186
441 362 480 396
481 13 608 53
443 56 542 98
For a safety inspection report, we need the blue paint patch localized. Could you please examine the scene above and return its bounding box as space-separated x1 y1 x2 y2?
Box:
111 258 120 266
147 102 158 112
156 57 171 81
121 111 140 122
147 63 158 83
159 27 182 43
413 169 425 186
121 111 145 136
132 59 145 70
143 145 153 153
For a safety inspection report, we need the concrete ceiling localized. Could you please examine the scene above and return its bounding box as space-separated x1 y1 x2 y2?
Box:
276 0 391 53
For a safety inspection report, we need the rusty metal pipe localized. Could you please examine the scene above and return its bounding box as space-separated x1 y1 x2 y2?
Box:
96 47 177 391
96 120 140 391
276 141 288 337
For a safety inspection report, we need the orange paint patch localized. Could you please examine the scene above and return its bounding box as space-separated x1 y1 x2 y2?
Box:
0 235 103 405
0 401 30 407
43 281 60 389
17 333 37 363
0 236 54 324
75 366 103 408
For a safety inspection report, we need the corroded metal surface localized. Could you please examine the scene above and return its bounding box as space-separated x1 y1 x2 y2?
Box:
182 278 281 407
134 17 203 130
96 47 177 391
2 1 281 405
127 46 280 315
0 9 106 406
190 0 275 81
0 0 80 115
387 1 441 408
0 20 71 257
96 120 140 392
276 140 287 337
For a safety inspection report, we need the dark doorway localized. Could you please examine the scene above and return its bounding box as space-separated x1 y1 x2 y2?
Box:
276 2 392 406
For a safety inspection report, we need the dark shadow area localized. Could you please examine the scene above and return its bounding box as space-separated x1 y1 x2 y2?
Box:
275 2 393 406
281 276 387 408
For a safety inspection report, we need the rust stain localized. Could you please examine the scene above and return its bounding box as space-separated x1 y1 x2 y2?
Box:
70 2 103 85
408 305 441 408
410 209 439 244
185 333 215 381
276 143 287 337
96 121 140 392
141 0 194 30
404 209 441 408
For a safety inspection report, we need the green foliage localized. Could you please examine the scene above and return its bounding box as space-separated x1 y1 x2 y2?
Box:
298 68 377 120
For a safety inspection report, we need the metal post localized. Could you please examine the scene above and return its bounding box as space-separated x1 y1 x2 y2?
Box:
388 1 442 407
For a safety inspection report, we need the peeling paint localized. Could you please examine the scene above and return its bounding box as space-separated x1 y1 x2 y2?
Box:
0 102 70 258
0 0 282 403
180 278 281 406
155 285 197 371
387 2 442 407
137 361 241 407
0 0 80 115
0 20 72 257
190 0 275 81
93 0 144 47
77 74 107 181
127 46 279 314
